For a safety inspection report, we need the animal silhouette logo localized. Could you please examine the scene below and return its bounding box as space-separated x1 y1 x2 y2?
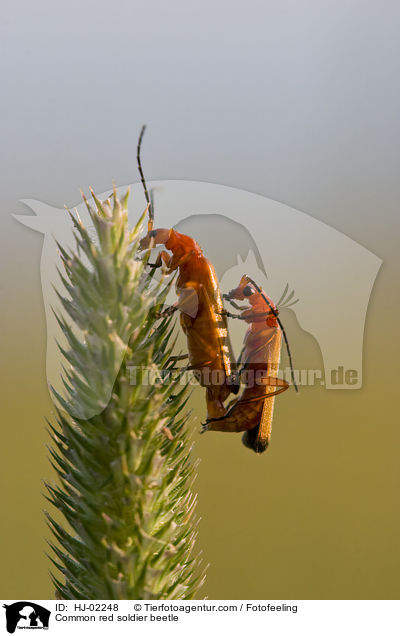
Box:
2 602 50 633
14 180 382 417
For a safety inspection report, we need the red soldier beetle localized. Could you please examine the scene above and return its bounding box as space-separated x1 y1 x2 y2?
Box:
136 126 239 418
203 275 298 453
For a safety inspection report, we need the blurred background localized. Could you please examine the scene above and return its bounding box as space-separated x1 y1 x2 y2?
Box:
1 0 399 599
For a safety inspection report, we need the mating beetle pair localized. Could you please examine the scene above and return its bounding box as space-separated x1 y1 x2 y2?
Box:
137 127 298 454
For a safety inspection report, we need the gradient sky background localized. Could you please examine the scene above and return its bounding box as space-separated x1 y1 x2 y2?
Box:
1 0 400 600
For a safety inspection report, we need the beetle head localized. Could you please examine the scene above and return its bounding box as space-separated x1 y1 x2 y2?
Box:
139 228 171 250
226 274 258 301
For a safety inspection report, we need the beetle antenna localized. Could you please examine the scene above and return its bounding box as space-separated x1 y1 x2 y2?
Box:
246 276 299 392
137 125 154 231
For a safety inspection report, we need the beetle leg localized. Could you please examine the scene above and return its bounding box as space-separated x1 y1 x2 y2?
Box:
205 390 227 419
223 296 248 311
154 305 179 319
234 378 289 404
218 310 242 319
147 252 163 269
147 250 176 273
218 310 272 321
204 377 289 433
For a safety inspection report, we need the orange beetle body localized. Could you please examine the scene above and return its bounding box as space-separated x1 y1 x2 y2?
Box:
204 275 289 453
140 228 238 419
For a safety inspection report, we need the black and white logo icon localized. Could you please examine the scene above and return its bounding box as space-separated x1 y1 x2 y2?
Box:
2 602 50 633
